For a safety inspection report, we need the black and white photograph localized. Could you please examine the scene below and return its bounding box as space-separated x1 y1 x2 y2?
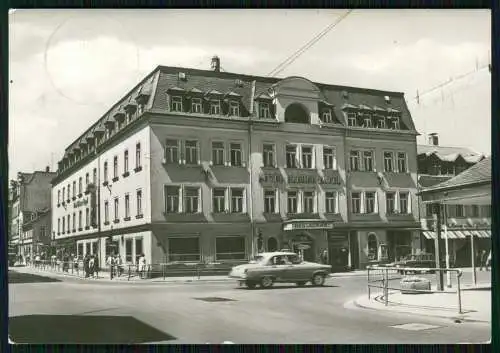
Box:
7 9 491 344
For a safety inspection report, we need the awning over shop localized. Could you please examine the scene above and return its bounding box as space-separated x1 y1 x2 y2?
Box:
423 230 491 240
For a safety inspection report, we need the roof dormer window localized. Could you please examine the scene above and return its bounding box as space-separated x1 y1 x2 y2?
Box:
210 100 221 115
321 109 333 123
228 101 240 117
170 96 183 112
363 114 372 128
347 112 357 127
259 102 271 119
375 115 385 129
191 98 202 113
390 117 400 130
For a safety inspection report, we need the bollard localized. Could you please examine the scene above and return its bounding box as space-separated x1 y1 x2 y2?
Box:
457 271 463 314
384 268 389 306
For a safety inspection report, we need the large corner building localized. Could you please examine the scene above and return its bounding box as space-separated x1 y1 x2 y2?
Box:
51 58 421 270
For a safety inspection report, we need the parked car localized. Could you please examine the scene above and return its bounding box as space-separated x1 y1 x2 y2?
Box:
228 251 331 289
394 253 446 274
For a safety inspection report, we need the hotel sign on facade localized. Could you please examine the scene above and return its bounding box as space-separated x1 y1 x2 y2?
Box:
283 221 334 231
260 173 341 185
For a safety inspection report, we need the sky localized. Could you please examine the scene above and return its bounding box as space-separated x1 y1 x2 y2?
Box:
8 9 491 180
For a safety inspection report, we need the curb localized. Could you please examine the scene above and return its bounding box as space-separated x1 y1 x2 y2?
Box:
350 296 489 324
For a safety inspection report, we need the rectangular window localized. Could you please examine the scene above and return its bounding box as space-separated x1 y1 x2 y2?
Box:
85 208 89 227
391 117 400 129
210 100 221 115
125 194 130 218
67 184 71 200
384 152 394 172
263 144 275 167
104 201 109 223
399 192 409 214
114 198 119 221
78 177 82 194
264 190 276 213
387 192 396 214
136 143 141 168
231 188 244 213
212 188 226 213
321 109 333 123
456 204 464 217
363 151 374 172
78 210 82 228
230 143 242 167
73 181 76 197
72 213 76 231
113 156 118 178
229 101 240 116
184 187 200 213
350 151 360 171
191 98 202 113
287 191 298 214
185 140 198 165
125 239 133 262
323 147 336 170
124 150 129 172
170 96 183 112
351 192 361 214
376 116 386 129
58 190 61 204
301 146 313 169
166 139 180 164
471 205 479 217
303 191 315 213
347 112 357 127
216 236 246 260
259 102 271 119
78 243 83 257
365 192 376 214
86 242 91 256
103 162 108 182
397 152 407 173
136 189 143 216
286 145 297 168
58 218 60 233
212 142 225 166
62 217 65 233
62 188 65 201
168 237 200 262
325 192 337 214
85 173 89 187
165 186 180 214
363 115 372 128
93 168 97 185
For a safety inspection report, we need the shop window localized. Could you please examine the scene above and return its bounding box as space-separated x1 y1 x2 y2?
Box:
78 243 83 257
368 233 378 261
216 236 246 260
267 237 278 252
125 238 133 262
92 241 98 255
86 242 91 255
135 238 143 263
168 237 200 262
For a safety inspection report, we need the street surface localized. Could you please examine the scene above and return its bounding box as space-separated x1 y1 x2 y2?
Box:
9 270 490 344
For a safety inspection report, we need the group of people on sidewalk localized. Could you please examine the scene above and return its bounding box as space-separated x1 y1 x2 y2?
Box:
106 253 148 279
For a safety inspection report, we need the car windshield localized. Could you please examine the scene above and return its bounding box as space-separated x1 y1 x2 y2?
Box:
249 256 265 264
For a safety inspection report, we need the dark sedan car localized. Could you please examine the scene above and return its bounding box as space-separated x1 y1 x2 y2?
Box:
394 253 446 274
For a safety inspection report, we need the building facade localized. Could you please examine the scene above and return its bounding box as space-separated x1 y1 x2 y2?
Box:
51 59 421 270
417 134 490 266
9 169 56 259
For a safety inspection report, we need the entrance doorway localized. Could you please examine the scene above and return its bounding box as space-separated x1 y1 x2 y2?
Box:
328 231 349 271
290 232 315 262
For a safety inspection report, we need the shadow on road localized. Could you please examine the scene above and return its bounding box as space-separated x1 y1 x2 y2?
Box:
235 284 340 290
8 271 62 284
9 315 177 344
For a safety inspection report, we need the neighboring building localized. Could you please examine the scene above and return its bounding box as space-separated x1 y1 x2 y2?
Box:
9 168 56 259
51 57 421 270
21 208 52 257
417 133 490 266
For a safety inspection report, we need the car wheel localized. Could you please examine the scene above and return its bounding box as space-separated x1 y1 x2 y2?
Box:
311 273 325 286
296 281 306 287
260 276 274 289
246 281 257 289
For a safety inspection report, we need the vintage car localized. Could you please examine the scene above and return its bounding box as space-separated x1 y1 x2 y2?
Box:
228 251 331 289
394 253 445 274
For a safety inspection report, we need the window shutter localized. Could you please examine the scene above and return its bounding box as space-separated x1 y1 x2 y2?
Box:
179 186 184 213
243 188 247 214
179 140 185 165
407 191 412 214
275 189 279 213
395 191 400 213
225 142 230 166
335 191 339 214
313 190 318 213
225 187 230 212
360 192 365 214
312 145 317 169
197 187 202 213
297 190 303 214
296 145 301 168
374 191 379 213
197 141 201 165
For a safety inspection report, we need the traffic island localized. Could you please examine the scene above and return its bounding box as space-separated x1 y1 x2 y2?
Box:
349 289 491 323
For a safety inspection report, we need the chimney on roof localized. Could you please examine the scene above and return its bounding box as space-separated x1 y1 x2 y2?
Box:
428 133 439 146
211 56 220 73
45 166 50 172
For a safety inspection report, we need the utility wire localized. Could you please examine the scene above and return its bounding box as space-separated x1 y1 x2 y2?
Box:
267 10 353 77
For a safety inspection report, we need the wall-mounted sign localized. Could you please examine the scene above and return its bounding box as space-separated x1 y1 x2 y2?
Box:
73 198 89 208
260 173 341 185
283 221 334 231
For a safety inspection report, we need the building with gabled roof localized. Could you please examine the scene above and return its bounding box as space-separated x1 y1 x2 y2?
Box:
50 57 421 271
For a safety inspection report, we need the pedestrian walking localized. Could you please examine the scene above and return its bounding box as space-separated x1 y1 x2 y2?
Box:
107 254 115 279
479 250 487 271
138 253 146 279
84 254 90 278
93 255 99 278
486 250 491 271
35 254 41 268
116 254 124 277
320 249 328 265
74 254 79 274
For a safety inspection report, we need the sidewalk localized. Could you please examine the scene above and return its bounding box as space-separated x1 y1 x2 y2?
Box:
349 284 491 323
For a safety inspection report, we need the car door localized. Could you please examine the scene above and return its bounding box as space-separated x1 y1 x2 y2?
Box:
265 255 288 282
284 255 310 281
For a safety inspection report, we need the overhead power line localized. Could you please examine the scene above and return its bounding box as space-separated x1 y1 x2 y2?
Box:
267 10 353 78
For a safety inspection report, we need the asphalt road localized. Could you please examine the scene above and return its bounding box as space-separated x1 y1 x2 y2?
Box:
9 271 490 344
